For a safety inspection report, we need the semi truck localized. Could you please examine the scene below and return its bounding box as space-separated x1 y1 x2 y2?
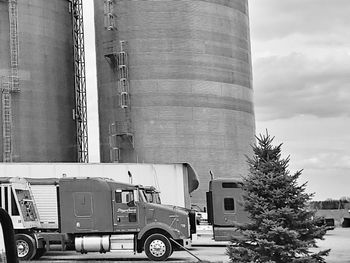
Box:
206 178 249 241
0 177 196 261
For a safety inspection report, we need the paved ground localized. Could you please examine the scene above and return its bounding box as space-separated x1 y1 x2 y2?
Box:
315 228 350 263
30 227 350 263
32 246 227 263
31 225 227 263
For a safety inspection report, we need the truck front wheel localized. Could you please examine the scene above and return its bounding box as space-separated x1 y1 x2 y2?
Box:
144 234 172 261
33 247 46 259
15 233 37 260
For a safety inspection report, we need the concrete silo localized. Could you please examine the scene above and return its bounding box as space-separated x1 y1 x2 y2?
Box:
0 0 88 162
94 0 255 207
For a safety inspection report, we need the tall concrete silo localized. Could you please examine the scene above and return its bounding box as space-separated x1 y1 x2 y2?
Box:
0 0 87 162
94 0 255 207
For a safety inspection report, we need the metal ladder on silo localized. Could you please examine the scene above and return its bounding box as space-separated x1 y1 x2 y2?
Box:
1 0 20 162
107 40 134 162
102 0 133 162
71 0 89 162
1 82 13 162
118 41 130 109
103 0 118 66
9 0 20 92
116 41 133 139
104 0 115 31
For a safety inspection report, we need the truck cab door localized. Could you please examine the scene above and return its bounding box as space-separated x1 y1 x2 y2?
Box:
113 189 140 232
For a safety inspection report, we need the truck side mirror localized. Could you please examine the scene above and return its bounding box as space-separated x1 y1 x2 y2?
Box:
127 200 136 207
0 208 19 263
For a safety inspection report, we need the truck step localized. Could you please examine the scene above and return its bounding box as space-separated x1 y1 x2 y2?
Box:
110 235 134 250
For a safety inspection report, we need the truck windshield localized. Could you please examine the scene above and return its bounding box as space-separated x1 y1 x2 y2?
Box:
15 189 38 221
145 191 161 204
153 193 161 204
138 189 148 203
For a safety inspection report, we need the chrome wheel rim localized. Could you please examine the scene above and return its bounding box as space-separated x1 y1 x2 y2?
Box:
149 239 166 257
17 240 29 257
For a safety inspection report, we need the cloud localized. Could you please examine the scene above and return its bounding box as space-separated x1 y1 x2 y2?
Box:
298 153 350 170
297 152 350 199
250 1 350 121
254 52 350 121
250 0 350 41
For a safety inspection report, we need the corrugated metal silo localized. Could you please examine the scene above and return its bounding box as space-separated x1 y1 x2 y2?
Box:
94 0 255 207
0 0 77 162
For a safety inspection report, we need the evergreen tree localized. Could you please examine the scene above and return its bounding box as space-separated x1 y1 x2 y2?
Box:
227 132 330 263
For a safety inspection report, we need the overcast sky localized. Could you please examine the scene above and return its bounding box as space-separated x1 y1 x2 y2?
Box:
83 0 350 200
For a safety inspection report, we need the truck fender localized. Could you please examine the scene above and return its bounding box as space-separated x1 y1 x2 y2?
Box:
137 222 177 240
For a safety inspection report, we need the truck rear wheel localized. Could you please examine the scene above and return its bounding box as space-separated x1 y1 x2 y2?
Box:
15 233 37 260
144 234 172 261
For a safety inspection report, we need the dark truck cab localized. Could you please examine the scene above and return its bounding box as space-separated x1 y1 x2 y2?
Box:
206 178 249 241
59 177 194 260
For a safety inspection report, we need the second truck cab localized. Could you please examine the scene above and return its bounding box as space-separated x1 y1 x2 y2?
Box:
206 178 249 241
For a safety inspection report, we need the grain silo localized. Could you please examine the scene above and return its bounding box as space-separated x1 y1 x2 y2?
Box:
94 0 255 207
0 0 88 162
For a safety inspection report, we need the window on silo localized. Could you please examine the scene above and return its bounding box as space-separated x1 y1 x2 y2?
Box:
224 198 235 211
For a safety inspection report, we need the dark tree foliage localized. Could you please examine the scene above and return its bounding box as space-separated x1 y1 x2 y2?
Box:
227 132 330 263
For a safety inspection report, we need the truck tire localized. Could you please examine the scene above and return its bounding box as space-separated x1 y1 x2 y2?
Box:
33 247 46 259
144 234 172 261
15 233 37 260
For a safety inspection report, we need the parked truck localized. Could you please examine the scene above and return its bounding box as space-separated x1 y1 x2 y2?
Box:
206 178 249 241
0 177 196 261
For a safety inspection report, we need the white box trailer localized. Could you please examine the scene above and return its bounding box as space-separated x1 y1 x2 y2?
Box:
0 163 199 229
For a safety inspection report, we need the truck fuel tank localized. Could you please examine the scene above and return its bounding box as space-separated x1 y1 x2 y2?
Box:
75 234 135 253
75 235 110 253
